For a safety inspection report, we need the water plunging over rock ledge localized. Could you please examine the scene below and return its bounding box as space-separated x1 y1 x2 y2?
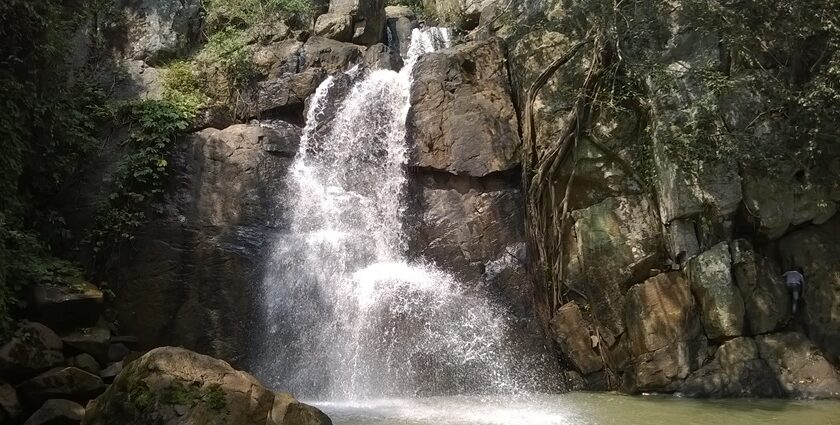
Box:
252 27 557 400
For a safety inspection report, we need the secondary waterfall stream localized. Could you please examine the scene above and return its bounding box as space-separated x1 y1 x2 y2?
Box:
253 28 547 400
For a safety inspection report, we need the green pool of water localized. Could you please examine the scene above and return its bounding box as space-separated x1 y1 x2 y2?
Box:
312 392 840 425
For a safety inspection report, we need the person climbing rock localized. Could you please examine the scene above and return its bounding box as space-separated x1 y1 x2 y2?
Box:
782 267 805 314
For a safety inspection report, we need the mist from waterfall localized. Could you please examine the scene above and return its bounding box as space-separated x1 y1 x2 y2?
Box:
253 28 549 400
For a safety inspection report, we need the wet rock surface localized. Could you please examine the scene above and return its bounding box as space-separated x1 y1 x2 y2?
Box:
110 124 298 362
408 37 520 177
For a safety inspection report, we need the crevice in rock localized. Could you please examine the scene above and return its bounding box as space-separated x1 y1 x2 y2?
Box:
407 165 522 194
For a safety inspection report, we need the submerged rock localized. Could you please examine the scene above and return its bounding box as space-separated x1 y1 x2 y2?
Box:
81 347 331 425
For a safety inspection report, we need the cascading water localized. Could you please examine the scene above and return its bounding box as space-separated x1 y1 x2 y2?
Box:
253 28 549 400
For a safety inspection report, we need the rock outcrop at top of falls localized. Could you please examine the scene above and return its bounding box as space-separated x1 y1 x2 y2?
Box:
82 347 331 425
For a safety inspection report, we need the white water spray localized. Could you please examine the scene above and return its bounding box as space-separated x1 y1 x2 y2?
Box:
254 28 548 400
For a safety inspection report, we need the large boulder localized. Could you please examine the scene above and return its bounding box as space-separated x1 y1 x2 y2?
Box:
730 240 789 335
408 37 520 177
115 0 202 64
686 242 746 340
239 69 327 119
109 124 298 362
0 322 64 381
81 347 331 425
253 39 306 80
740 158 839 239
0 380 22 423
314 0 385 46
384 6 417 57
423 0 497 29
23 399 86 425
571 195 663 336
756 332 840 399
362 43 403 71
550 302 602 375
779 217 840 362
62 328 112 365
70 354 101 376
30 283 104 332
17 367 106 405
302 37 365 73
681 337 783 398
624 273 707 392
314 13 353 42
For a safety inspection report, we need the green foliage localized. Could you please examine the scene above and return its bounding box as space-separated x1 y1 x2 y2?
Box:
87 100 190 256
523 0 840 178
204 0 314 34
163 60 211 117
198 27 258 95
163 382 228 412
125 370 155 412
163 27 258 111
0 0 105 335
203 385 228 411
386 0 424 8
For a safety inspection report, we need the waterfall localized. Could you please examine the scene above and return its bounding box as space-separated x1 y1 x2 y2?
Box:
253 28 547 400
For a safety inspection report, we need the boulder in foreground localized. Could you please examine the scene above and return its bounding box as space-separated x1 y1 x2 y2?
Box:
81 347 331 425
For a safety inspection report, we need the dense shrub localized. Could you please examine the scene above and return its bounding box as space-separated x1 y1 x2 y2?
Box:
0 0 105 335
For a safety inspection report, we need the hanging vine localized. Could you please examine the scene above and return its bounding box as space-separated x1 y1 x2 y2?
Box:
522 32 616 317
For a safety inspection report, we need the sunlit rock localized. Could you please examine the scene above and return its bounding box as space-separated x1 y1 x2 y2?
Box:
686 242 746 340
624 273 706 392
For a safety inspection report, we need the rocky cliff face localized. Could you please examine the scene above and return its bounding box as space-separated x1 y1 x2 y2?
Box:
62 0 840 401
458 0 840 397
